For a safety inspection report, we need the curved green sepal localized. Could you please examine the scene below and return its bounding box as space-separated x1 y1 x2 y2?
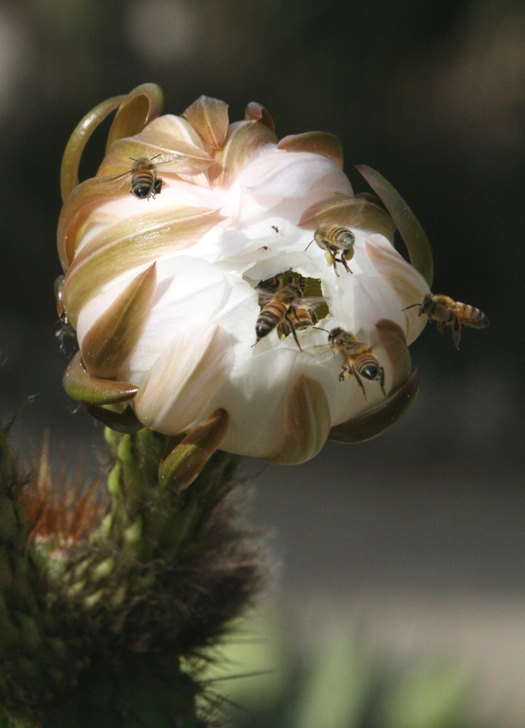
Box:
106 83 165 152
61 94 126 202
63 352 138 404
82 402 144 433
82 263 157 379
158 409 229 493
356 165 434 286
328 369 420 443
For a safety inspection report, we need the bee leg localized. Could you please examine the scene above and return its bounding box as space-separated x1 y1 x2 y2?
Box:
325 250 340 276
435 321 444 335
378 367 386 397
153 177 163 197
353 370 367 400
451 317 461 350
340 255 353 275
285 314 302 351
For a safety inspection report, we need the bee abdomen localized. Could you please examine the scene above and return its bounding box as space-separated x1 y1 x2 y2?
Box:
332 227 355 250
356 357 381 380
456 302 489 328
131 174 155 199
256 305 285 338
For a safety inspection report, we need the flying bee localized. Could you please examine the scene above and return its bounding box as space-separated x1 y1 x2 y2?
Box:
128 155 163 199
254 274 323 351
306 327 386 399
305 224 355 275
403 293 489 350
105 154 170 200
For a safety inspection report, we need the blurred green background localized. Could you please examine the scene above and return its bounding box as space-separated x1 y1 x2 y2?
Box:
0 0 523 725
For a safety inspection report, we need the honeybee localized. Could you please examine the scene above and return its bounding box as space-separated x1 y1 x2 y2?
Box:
305 224 355 275
254 275 322 351
104 154 173 199
128 155 163 199
307 328 386 399
403 293 489 349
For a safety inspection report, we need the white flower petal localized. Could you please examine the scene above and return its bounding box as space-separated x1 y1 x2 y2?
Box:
132 321 232 433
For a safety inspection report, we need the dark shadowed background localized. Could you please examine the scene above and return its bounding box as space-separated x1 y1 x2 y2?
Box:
0 0 524 723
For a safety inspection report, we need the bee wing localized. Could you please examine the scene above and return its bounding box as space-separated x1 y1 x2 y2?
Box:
353 327 373 345
255 288 276 304
101 153 195 183
302 343 334 363
297 295 327 311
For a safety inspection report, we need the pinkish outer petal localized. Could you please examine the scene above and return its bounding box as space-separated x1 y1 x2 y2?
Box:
239 150 352 200
181 95 230 148
262 374 331 464
132 323 233 434
366 237 430 344
212 120 278 187
245 102 275 132
98 137 213 178
158 409 229 492
105 83 165 152
278 132 344 169
81 263 157 379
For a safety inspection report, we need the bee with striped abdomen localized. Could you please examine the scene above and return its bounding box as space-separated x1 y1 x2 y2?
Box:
403 293 489 349
305 224 355 275
128 155 163 199
254 274 323 351
306 327 386 399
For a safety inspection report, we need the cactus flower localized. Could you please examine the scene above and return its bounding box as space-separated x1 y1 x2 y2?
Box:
57 84 433 473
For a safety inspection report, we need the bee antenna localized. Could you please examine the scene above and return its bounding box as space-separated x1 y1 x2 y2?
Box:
305 239 314 252
313 327 329 333
402 303 420 311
